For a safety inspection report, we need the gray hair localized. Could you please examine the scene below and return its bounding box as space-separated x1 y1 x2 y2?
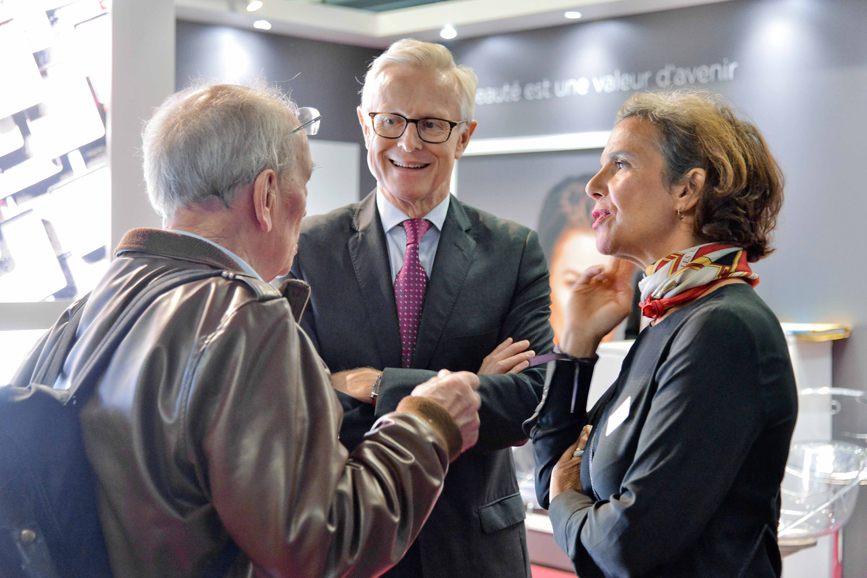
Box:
142 82 300 220
360 38 478 122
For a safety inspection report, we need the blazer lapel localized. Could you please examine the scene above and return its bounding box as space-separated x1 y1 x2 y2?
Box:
413 198 476 369
348 192 402 369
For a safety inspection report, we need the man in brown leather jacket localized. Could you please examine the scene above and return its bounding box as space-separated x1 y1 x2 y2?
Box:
38 84 482 578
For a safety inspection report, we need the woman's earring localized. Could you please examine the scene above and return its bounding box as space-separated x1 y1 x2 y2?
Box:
677 209 684 221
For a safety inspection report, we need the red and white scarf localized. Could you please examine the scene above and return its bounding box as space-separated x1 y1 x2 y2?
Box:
638 243 759 319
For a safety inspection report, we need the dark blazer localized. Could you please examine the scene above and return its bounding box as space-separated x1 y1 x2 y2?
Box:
290 192 555 578
527 284 798 578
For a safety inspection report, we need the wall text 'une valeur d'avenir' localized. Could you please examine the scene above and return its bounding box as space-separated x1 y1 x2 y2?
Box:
476 59 739 106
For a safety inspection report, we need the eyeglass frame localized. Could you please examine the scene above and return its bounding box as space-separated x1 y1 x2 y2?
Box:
291 107 322 136
367 112 468 144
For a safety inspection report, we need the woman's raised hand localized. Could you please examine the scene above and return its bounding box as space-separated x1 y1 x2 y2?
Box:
558 259 634 358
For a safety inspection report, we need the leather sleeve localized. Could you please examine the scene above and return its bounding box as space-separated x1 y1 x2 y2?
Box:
375 228 555 451
185 299 450 578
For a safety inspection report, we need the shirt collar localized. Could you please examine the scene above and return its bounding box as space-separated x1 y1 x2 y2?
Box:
172 230 263 281
376 189 451 233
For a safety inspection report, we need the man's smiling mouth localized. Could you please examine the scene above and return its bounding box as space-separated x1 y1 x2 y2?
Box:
390 159 429 169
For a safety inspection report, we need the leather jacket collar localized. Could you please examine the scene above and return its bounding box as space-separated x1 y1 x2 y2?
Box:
114 228 311 322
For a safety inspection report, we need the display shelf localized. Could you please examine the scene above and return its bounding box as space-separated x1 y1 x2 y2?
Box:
781 323 851 342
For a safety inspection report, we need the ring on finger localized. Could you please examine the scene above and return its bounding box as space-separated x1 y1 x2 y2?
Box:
572 448 585 458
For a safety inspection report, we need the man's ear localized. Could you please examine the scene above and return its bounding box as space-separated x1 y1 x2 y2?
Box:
453 120 478 160
357 107 371 150
675 167 706 214
252 169 278 233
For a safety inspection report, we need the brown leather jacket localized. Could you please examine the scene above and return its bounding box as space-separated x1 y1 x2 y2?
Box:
39 229 461 578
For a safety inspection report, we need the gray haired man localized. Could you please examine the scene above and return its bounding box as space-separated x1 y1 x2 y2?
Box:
291 40 554 578
13 83 482 578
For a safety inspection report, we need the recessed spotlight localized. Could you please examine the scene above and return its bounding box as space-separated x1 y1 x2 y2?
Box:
440 24 457 40
246 1 263 12
253 20 271 30
565 11 582 19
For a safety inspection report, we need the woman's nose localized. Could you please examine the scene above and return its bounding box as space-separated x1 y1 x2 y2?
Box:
586 169 606 199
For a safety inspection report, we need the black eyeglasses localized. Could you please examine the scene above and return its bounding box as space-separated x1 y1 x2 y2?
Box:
290 107 322 136
368 112 467 144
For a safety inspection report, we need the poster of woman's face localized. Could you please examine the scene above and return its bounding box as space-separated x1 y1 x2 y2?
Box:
456 151 634 343
537 176 616 342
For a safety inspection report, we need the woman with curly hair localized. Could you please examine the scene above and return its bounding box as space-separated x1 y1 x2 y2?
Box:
526 91 797 578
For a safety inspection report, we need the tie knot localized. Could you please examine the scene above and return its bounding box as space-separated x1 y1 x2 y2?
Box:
403 219 432 245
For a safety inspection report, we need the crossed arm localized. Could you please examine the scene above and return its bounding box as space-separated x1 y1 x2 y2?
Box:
325 230 554 451
331 336 537 402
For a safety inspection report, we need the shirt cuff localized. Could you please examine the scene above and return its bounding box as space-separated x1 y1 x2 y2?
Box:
522 354 598 437
528 347 598 367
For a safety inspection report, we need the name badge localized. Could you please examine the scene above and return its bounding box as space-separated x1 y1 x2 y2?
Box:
606 396 631 436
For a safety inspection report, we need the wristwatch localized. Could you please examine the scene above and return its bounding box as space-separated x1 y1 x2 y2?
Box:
370 373 383 407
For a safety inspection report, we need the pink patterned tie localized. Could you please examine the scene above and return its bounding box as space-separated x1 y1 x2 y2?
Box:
395 218 432 368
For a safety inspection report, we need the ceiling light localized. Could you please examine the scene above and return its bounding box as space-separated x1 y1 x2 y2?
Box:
440 24 457 40
253 20 271 30
565 11 582 19
246 1 263 12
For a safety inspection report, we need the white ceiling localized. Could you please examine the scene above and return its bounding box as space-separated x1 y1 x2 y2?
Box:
175 0 731 48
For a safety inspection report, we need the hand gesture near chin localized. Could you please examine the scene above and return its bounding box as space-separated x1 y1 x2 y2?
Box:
559 259 634 358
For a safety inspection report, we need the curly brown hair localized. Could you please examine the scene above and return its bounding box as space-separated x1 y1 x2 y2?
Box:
616 91 784 262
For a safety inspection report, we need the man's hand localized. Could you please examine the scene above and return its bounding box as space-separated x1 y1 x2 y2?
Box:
411 370 481 453
478 337 535 375
551 425 592 500
331 368 382 404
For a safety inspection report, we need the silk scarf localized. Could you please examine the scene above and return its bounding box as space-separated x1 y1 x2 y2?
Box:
638 243 759 319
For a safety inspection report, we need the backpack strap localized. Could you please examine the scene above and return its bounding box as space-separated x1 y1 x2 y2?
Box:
64 268 228 403
32 295 91 389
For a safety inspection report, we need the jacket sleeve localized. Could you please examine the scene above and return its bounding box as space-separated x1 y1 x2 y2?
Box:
523 356 600 509
186 299 453 578
548 308 771 578
375 229 555 452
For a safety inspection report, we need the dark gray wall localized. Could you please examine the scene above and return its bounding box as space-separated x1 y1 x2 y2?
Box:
450 1 867 572
456 150 600 235
176 20 379 195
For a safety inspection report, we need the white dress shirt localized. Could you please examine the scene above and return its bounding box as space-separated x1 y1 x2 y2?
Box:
173 230 263 281
376 190 451 283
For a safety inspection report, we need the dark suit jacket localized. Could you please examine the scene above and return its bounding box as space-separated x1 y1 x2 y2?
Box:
290 192 554 578
526 284 797 578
